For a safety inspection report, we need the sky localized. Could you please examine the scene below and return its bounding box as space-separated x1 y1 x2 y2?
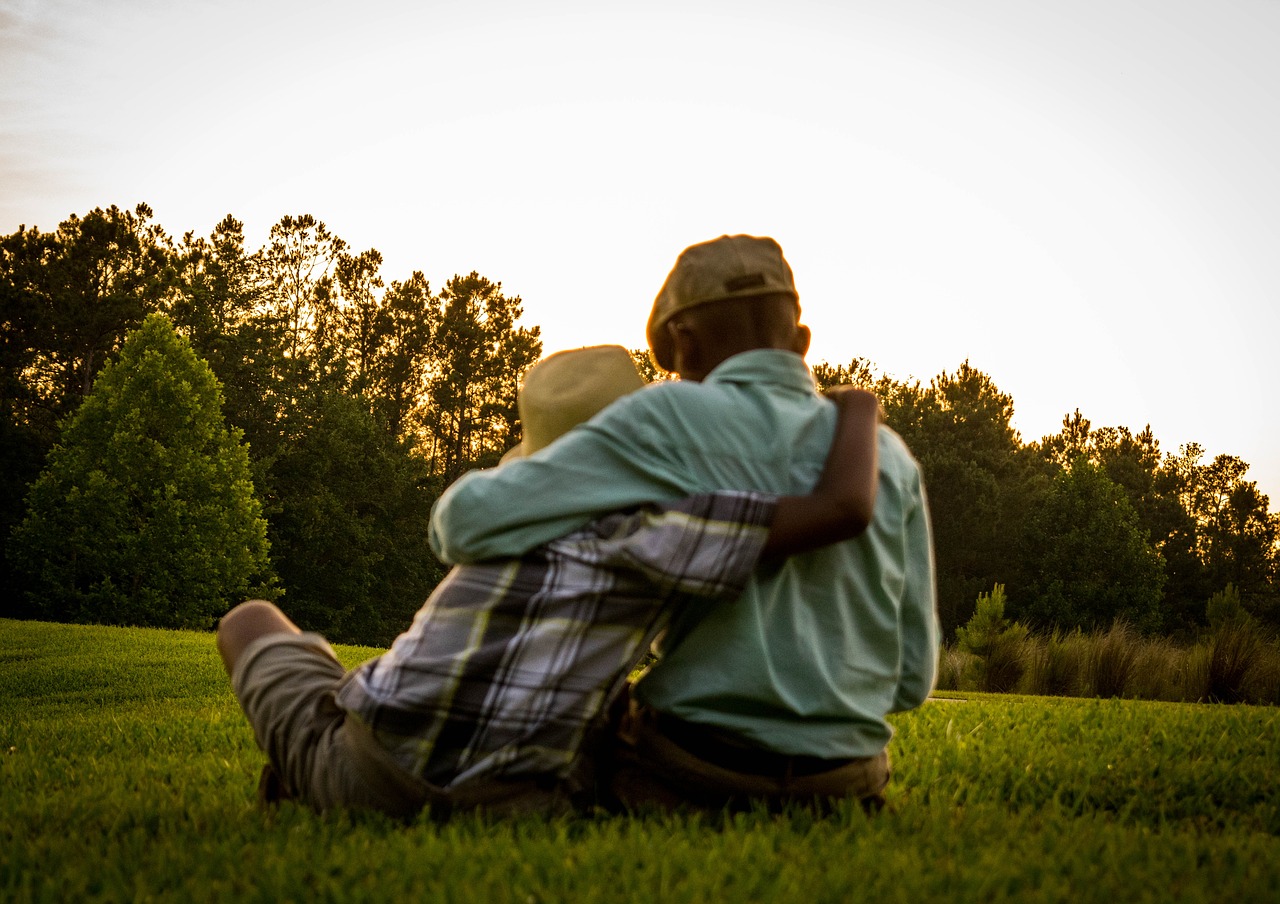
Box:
2 0 1277 505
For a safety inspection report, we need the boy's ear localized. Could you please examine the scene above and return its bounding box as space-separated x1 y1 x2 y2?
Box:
792 323 812 357
667 319 703 380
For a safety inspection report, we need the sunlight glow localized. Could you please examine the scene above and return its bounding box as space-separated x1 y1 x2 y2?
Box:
2 0 1277 502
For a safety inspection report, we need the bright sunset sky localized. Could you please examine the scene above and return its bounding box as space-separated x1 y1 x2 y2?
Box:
2 0 1277 504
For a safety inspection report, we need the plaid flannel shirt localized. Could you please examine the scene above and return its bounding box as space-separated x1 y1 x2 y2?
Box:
336 490 774 790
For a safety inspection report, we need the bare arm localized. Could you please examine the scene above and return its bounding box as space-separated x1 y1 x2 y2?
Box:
761 386 881 558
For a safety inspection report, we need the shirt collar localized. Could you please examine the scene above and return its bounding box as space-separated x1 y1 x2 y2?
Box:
703 349 816 393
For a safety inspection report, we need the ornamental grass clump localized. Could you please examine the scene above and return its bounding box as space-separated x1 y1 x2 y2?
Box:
1020 629 1088 697
1201 584 1276 705
934 646 972 692
1127 636 1185 702
1239 642 1280 705
937 588 1280 705
1205 621 1267 704
1082 621 1141 699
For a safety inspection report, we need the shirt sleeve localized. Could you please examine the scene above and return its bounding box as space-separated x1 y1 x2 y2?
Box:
891 472 941 712
429 390 693 565
549 490 778 602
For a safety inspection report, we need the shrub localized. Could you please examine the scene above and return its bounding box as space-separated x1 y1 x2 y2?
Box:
1200 584 1276 704
1207 583 1250 631
10 314 272 628
955 584 1028 693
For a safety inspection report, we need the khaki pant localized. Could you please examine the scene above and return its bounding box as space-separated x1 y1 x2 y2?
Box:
609 702 890 814
231 632 577 819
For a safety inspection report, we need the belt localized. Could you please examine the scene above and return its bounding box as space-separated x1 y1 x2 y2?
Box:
654 712 858 779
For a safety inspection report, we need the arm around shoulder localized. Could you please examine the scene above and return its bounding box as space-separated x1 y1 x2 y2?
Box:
762 386 881 558
429 398 687 564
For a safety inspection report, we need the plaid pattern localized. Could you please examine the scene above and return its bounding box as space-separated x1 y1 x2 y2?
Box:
336 491 774 790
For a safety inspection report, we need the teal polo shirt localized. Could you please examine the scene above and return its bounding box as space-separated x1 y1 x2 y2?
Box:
429 349 939 758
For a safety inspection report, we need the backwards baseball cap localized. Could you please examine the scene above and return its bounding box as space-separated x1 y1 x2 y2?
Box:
502 344 646 463
646 234 800 372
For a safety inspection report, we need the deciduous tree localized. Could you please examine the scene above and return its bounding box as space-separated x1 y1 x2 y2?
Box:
884 362 1040 635
1017 459 1166 632
263 389 442 645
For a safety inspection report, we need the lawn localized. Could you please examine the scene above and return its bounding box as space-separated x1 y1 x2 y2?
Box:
2 618 1277 902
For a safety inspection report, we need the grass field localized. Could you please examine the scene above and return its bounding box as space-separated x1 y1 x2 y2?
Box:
2 618 1278 902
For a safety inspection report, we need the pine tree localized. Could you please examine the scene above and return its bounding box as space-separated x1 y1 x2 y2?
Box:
12 314 273 628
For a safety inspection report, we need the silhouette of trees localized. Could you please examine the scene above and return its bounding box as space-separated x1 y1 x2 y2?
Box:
2 203 1275 643
423 272 542 483
1036 415 1279 633
810 357 877 391
370 271 435 443
1 208 542 637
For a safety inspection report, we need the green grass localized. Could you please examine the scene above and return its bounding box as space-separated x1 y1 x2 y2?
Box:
2 618 1278 902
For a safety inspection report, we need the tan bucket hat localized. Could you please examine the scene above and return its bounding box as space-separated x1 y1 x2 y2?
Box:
503 345 647 462
646 234 799 372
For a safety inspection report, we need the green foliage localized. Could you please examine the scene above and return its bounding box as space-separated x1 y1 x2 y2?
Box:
882 363 1043 636
1082 621 1141 699
424 272 542 482
10 315 272 629
263 391 443 646
1 205 173 428
5 620 1280 902
162 215 524 643
1207 582 1250 630
1 206 175 599
6 204 1278 646
628 348 677 384
1018 459 1166 633
1019 629 1087 698
1041 414 1280 634
954 584 1028 692
955 584 1023 655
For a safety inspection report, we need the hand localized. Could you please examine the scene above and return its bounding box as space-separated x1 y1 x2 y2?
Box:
823 384 883 423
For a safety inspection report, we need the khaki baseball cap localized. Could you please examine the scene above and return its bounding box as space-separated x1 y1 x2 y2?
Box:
502 345 646 462
646 234 800 372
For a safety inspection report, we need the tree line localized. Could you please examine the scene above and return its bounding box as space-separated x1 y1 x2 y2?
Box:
2 204 540 643
811 360 1278 638
2 204 1276 644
